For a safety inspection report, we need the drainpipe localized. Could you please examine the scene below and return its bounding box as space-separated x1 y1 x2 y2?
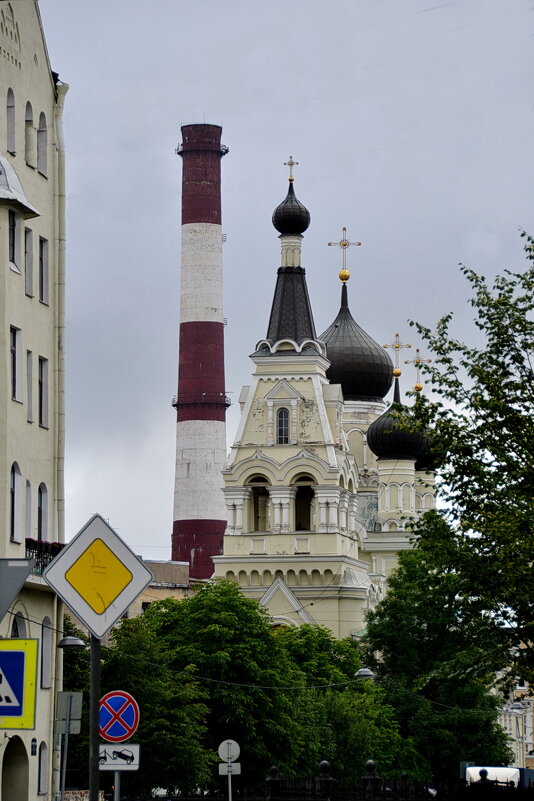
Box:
54 81 68 545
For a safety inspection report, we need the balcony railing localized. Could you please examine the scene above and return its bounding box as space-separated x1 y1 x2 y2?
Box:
172 392 231 409
25 538 65 575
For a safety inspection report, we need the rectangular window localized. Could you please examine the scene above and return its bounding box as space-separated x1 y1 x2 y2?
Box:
26 350 33 422
10 326 22 401
24 228 33 296
38 356 48 427
39 237 49 304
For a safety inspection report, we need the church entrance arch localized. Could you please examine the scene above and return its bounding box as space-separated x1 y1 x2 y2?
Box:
2 735 29 801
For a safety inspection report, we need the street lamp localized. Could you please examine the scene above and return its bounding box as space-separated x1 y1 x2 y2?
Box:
355 668 376 680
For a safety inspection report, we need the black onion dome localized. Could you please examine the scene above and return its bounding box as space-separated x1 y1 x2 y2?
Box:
320 283 393 402
272 181 311 235
367 379 427 460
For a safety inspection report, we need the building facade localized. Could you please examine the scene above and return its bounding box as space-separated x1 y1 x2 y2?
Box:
0 1 67 798
213 174 435 638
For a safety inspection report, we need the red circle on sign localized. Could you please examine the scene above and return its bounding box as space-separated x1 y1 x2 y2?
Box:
99 690 139 743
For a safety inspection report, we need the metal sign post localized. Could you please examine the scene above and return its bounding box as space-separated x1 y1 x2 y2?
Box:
218 740 240 801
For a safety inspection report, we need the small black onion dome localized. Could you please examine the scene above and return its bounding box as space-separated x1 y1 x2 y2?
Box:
272 180 310 235
320 283 393 401
415 431 442 471
367 380 427 460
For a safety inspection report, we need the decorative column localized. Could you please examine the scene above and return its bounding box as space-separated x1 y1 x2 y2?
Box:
268 487 295 534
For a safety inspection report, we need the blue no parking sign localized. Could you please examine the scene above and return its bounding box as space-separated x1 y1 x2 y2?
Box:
99 690 139 743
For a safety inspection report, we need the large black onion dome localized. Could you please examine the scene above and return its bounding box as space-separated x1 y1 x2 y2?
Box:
272 181 310 235
367 379 427 460
320 283 393 401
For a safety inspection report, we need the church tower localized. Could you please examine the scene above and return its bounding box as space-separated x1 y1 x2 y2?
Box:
213 161 436 638
172 124 229 579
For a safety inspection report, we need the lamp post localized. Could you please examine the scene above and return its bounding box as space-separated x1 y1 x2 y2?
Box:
58 633 101 801
57 635 85 801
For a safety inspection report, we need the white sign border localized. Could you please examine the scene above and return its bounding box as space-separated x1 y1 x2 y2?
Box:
44 514 153 639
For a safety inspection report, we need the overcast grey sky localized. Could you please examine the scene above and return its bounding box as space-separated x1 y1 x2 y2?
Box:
37 0 533 559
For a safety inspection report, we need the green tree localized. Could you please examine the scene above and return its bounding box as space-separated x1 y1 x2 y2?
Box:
407 233 534 685
102 615 212 797
140 581 324 787
364 543 514 779
276 625 425 780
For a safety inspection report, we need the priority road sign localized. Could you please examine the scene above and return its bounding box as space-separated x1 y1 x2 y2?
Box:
99 690 139 743
0 639 38 729
44 514 153 639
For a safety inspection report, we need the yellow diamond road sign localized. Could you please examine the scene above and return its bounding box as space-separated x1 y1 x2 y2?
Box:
44 514 152 639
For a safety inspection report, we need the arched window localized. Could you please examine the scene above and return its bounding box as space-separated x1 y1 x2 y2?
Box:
38 742 48 794
25 479 32 539
293 475 315 532
41 617 52 688
37 112 47 175
25 101 36 166
11 611 27 638
10 462 23 542
246 475 270 533
6 88 15 153
37 483 48 541
276 407 289 444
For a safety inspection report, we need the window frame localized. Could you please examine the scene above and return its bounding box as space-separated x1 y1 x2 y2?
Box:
38 356 48 427
276 407 290 445
38 237 49 304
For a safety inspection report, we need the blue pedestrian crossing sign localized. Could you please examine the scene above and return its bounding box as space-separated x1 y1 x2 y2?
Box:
0 639 38 729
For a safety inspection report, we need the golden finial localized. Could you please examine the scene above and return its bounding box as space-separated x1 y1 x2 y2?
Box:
328 226 362 272
284 156 299 182
404 348 432 392
383 333 412 376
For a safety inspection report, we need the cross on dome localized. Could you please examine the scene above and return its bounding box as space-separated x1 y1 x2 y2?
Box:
383 333 412 376
404 348 432 391
284 156 299 182
328 226 362 275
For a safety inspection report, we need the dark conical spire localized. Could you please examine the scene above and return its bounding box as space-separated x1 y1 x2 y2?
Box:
320 282 393 401
261 177 316 347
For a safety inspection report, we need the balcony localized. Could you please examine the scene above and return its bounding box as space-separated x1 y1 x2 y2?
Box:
25 538 65 575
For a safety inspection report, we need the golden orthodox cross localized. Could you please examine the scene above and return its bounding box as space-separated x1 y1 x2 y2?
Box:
383 333 412 376
404 348 432 391
327 227 362 270
284 156 299 182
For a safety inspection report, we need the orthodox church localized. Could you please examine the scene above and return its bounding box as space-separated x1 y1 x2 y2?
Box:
212 172 435 638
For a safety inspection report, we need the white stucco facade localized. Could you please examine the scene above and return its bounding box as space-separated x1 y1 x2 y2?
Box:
0 2 67 798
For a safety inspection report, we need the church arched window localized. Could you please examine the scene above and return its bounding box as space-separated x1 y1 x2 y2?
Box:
246 475 270 532
276 407 289 444
293 474 315 532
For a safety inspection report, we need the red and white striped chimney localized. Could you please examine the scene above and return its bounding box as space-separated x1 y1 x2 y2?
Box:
172 124 229 579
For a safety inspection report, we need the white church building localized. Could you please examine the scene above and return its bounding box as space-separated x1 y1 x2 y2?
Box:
213 174 435 638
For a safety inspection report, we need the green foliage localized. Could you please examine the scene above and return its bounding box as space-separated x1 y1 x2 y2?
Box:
276 624 424 781
102 615 212 797
405 234 534 685
364 544 515 778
